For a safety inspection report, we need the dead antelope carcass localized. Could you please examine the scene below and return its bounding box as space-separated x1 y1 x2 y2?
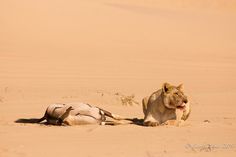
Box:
37 103 129 126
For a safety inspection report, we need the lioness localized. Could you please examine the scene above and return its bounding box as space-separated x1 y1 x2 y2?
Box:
142 83 190 127
37 103 126 126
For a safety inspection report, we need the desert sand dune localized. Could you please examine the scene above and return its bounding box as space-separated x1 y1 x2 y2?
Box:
1 0 236 157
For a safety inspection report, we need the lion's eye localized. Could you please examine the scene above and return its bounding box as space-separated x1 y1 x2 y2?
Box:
174 92 179 96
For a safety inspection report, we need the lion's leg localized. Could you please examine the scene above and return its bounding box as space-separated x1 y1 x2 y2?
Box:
162 110 184 126
142 96 149 116
143 121 159 127
175 109 184 121
182 102 191 120
143 114 159 127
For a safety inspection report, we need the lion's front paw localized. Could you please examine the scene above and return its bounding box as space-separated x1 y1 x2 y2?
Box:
143 121 159 127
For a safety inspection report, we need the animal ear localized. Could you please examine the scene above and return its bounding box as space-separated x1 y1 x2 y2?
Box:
177 84 184 91
162 83 171 93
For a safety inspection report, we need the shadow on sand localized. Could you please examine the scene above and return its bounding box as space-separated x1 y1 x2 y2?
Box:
15 118 144 126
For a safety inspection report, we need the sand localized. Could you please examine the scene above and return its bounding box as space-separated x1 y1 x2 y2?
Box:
1 0 236 156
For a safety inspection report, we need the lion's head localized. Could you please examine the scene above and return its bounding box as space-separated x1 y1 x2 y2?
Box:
162 83 188 110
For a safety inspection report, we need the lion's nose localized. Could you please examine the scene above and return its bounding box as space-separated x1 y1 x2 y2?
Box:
183 98 188 103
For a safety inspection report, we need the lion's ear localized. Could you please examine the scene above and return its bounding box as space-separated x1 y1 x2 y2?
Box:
162 83 171 93
177 84 184 91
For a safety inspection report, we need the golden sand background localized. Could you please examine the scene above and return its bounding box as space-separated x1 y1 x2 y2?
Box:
1 0 236 156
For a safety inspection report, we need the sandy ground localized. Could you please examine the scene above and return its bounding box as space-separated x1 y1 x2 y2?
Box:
1 0 236 157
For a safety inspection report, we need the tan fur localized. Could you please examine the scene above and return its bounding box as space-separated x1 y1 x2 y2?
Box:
143 83 190 127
